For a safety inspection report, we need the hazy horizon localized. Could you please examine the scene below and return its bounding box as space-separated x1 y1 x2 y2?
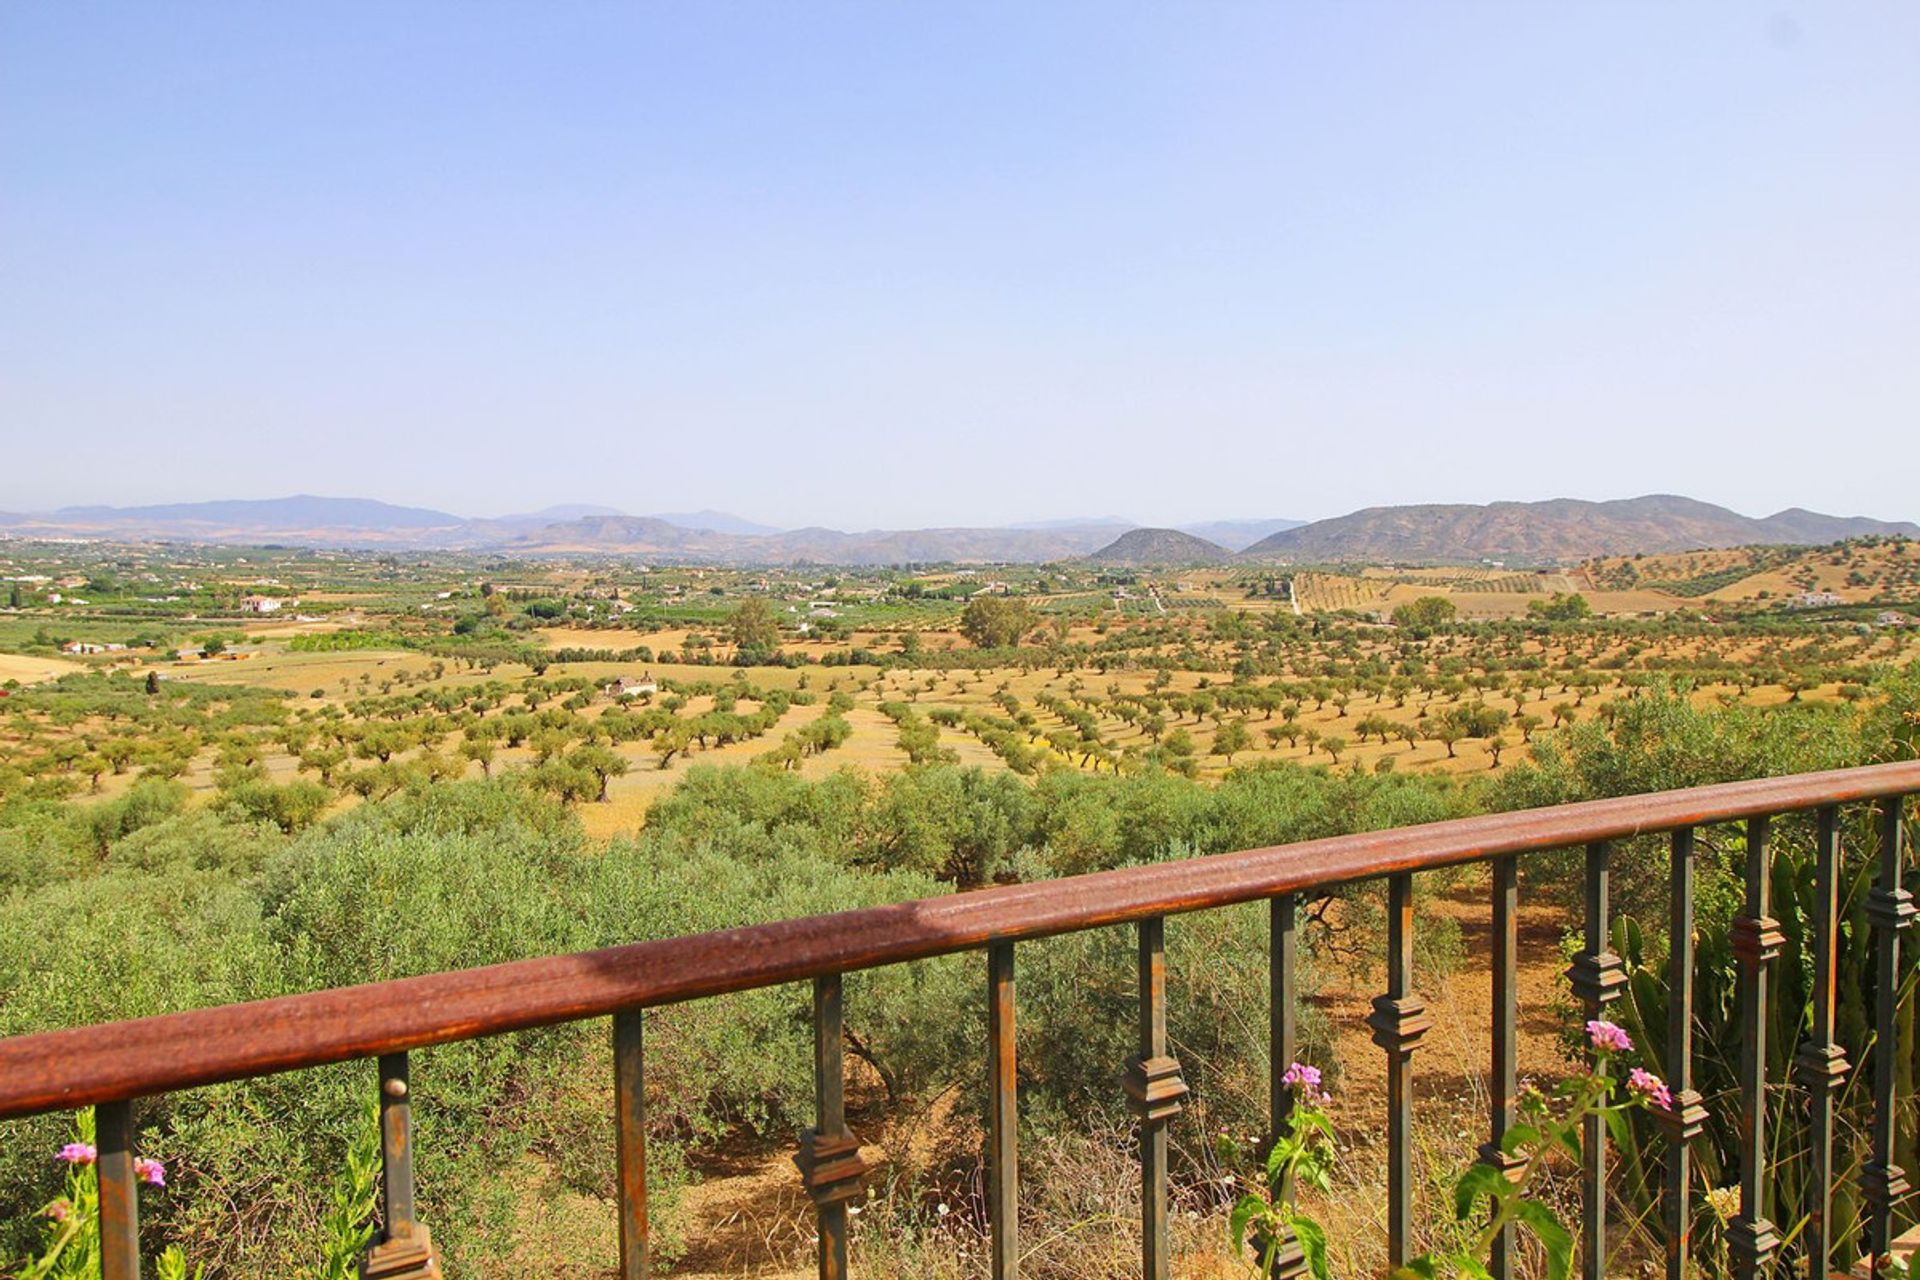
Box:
6 5 1918 526
5 489 1917 536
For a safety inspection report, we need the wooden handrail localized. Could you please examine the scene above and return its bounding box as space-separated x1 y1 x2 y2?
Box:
2 759 1917 1121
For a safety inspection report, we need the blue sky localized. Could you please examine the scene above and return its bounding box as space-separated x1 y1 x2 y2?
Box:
3 4 1916 528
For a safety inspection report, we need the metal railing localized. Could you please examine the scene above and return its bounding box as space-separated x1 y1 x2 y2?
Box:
2 760 1917 1279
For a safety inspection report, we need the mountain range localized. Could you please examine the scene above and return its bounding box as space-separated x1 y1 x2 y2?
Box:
0 493 1911 566
1241 495 1920 564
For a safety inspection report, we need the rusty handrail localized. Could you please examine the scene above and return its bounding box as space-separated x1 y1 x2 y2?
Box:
2 759 1917 1122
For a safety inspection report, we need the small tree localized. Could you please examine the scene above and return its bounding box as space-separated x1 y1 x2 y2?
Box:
727 599 782 662
568 744 629 801
959 596 1038 649
1212 719 1252 764
1390 596 1457 636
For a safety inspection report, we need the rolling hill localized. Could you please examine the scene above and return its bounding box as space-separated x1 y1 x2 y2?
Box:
1088 527 1232 566
1243 496 1919 565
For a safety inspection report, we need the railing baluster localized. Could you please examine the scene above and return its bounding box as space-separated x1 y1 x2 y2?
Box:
797 974 867 1280
1728 817 1784 1279
1124 917 1188 1280
97 1098 139 1280
1795 806 1849 1279
1568 840 1626 1280
1266 893 1308 1280
1864 796 1915 1269
613 1009 648 1280
1368 872 1430 1269
1659 828 1708 1280
988 941 1018 1280
1270 893 1297 1142
361 1052 440 1278
1478 856 1522 1280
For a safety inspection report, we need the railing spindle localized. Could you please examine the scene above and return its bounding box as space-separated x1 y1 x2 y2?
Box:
1659 828 1708 1280
1270 893 1297 1142
1478 856 1522 1280
97 1098 139 1280
1794 806 1848 1279
613 1009 648 1280
797 974 867 1280
1124 916 1188 1280
1566 840 1628 1280
1863 796 1915 1269
988 941 1018 1280
361 1052 440 1278
1266 893 1309 1280
1368 872 1430 1269
1727 817 1784 1278
1568 841 1625 1280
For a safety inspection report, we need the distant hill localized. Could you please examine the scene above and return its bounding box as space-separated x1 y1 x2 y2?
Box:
1177 517 1306 551
503 515 746 556
49 494 465 531
509 517 1125 564
1242 495 1920 565
3 495 472 545
7 493 1908 566
1089 527 1232 566
647 510 784 536
497 503 626 522
1750 508 1918 544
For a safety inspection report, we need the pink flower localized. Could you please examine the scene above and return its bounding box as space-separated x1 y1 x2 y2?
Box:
1282 1062 1322 1090
1586 1020 1632 1053
55 1143 96 1166
46 1199 72 1222
133 1158 166 1188
1628 1067 1673 1111
1282 1061 1329 1103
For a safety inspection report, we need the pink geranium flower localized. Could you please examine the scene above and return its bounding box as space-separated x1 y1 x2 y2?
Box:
1628 1067 1673 1111
55 1143 96 1166
1585 1020 1632 1053
133 1157 166 1188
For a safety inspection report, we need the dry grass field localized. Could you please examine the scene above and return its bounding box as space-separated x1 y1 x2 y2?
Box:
1289 568 1685 619
0 652 85 685
1584 540 1920 607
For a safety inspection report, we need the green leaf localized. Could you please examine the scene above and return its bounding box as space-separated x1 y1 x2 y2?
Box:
1296 1108 1336 1138
1453 1161 1510 1220
1500 1123 1541 1156
1546 1119 1582 1162
1603 1105 1631 1148
1229 1195 1262 1249
1267 1135 1293 1183
1453 1256 1497 1280
1513 1198 1574 1280
1293 1215 1330 1280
